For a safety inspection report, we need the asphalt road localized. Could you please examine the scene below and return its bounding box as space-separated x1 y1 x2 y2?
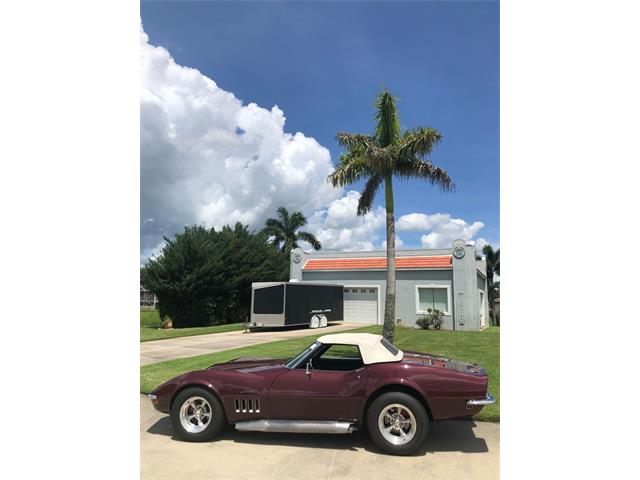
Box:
140 322 361 365
140 395 499 480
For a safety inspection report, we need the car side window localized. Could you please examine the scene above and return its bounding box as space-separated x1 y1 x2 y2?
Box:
312 344 364 371
321 344 361 359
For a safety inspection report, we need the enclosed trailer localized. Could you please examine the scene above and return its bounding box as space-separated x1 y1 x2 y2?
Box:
250 282 344 328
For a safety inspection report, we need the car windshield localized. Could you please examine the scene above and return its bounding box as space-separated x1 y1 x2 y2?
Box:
284 341 321 369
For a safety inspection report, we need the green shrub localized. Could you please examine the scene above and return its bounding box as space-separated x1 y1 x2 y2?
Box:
416 315 431 330
141 223 289 328
416 308 444 330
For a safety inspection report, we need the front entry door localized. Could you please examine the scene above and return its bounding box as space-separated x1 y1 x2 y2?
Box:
269 368 368 421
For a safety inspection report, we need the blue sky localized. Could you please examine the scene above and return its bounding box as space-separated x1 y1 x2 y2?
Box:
140 1 499 258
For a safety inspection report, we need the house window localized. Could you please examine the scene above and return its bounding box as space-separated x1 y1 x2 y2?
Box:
416 286 450 314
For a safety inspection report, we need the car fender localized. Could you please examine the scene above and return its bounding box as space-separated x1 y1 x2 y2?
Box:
360 372 432 422
170 378 222 408
150 372 223 413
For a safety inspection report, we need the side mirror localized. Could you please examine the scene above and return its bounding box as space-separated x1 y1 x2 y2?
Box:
305 362 312 375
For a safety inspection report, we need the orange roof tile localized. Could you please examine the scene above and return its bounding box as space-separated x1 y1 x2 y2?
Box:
302 255 452 271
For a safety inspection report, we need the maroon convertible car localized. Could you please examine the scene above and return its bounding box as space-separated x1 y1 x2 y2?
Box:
148 333 494 455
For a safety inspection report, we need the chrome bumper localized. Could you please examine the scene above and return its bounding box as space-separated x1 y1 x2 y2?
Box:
466 392 495 406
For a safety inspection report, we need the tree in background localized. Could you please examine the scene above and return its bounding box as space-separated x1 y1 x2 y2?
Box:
482 244 500 326
328 90 454 342
141 226 220 328
262 206 321 255
210 223 289 323
141 224 288 328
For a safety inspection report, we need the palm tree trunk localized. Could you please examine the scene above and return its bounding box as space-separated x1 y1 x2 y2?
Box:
382 175 396 343
487 281 496 326
489 292 499 326
491 303 497 326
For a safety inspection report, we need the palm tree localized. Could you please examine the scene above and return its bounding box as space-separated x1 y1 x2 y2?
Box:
263 206 321 255
328 90 454 342
482 244 500 326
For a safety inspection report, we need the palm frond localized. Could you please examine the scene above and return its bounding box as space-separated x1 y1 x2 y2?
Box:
261 226 278 237
395 160 455 192
482 245 500 276
357 174 384 216
284 239 296 253
289 211 307 230
296 231 321 250
336 133 375 151
328 151 373 187
262 228 284 247
374 90 400 147
366 144 393 174
396 127 442 160
263 218 284 232
276 207 289 227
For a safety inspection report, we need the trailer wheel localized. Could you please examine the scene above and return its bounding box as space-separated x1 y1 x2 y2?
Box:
319 315 328 327
310 315 320 328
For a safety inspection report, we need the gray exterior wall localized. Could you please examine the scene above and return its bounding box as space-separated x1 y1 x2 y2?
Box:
451 244 480 331
300 269 454 329
290 244 488 330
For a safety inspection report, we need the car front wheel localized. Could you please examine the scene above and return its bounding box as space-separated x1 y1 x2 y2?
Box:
366 392 429 455
170 387 225 442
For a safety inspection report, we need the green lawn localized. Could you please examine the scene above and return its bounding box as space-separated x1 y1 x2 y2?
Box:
140 310 246 342
140 325 499 421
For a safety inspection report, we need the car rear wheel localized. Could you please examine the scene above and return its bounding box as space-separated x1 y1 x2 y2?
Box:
366 392 429 455
170 387 225 442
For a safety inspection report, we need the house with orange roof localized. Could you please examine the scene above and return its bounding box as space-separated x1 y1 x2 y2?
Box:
289 241 489 331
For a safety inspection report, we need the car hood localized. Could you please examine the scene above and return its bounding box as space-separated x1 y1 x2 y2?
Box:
207 357 287 373
403 351 486 376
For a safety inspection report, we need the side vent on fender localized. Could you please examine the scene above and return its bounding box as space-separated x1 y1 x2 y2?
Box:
234 398 260 413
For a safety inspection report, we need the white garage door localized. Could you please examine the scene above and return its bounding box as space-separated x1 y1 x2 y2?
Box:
343 287 378 324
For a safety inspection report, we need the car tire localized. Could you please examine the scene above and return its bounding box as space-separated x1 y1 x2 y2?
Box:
170 387 225 442
366 392 429 455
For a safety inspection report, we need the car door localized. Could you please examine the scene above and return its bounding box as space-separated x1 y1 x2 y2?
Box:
268 344 369 421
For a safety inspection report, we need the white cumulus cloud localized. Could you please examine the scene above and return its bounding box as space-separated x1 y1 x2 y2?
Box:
395 212 451 231
420 219 484 249
395 212 486 249
306 191 386 251
140 26 340 260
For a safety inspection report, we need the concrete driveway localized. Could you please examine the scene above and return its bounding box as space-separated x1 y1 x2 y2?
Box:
140 395 499 480
141 323 361 365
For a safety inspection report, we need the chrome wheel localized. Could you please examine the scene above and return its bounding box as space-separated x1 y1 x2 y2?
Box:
179 396 213 433
378 403 417 446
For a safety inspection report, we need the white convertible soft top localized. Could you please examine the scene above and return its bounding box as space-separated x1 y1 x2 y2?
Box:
316 333 404 365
